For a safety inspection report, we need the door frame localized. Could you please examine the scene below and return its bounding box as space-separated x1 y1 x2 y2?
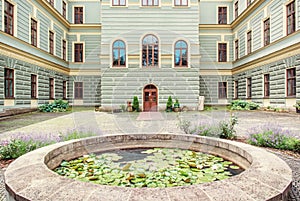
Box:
143 84 158 111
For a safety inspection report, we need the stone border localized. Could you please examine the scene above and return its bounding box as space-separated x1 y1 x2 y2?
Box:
5 134 292 201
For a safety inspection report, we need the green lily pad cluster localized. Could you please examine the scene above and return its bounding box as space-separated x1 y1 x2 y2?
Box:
54 148 242 188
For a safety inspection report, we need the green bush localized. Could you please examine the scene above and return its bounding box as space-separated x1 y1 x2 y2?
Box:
219 115 238 139
0 139 39 159
132 96 140 112
39 99 69 112
166 96 173 112
230 100 259 110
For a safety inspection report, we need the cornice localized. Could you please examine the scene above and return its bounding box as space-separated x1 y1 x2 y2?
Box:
199 24 232 30
0 41 69 74
37 0 102 30
232 42 300 74
231 0 264 29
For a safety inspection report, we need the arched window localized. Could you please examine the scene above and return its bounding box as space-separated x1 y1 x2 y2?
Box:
113 40 126 67
174 40 188 67
142 35 159 67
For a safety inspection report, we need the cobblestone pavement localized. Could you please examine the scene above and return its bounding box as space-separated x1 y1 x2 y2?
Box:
0 110 300 200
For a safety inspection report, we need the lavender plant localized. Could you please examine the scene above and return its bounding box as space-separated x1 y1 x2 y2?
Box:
247 124 300 153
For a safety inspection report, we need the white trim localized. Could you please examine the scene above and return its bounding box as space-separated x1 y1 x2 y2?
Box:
234 38 239 60
216 5 229 24
172 38 190 68
72 5 85 24
140 0 161 7
72 41 85 63
110 38 128 68
216 41 229 62
140 33 161 68
111 0 128 7
48 29 56 55
172 0 190 8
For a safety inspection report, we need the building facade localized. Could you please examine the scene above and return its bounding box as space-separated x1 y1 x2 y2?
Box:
0 0 299 112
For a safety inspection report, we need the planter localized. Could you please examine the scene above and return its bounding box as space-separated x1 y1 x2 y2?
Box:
296 107 300 114
166 107 173 112
174 107 180 112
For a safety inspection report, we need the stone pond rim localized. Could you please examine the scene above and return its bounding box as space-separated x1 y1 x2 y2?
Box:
5 134 292 201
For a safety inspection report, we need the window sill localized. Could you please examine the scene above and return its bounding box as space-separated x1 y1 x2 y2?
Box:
286 96 296 99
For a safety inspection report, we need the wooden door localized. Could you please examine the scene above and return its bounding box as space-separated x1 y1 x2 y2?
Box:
143 85 157 111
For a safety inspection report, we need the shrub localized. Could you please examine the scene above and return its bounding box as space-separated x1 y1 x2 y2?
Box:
174 99 180 108
177 115 238 139
230 100 259 110
39 99 69 112
0 139 41 159
132 96 140 112
166 96 173 112
247 124 300 153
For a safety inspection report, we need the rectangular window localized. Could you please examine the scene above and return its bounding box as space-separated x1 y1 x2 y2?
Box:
63 80 67 99
218 43 227 62
234 1 238 18
264 74 270 98
174 0 188 6
247 31 252 54
234 80 238 99
264 18 270 46
49 31 54 54
49 78 54 99
31 74 37 99
218 82 227 99
49 0 54 6
218 7 227 24
74 43 83 62
74 7 83 24
247 78 252 98
4 68 14 98
74 82 83 99
62 40 66 60
287 1 295 35
31 19 37 47
63 1 67 18
235 40 239 60
247 0 251 6
287 68 296 97
113 0 126 6
142 0 158 6
4 0 14 35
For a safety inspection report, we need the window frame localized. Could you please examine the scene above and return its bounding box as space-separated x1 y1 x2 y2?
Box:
49 78 54 99
174 0 188 7
286 68 296 97
74 7 83 24
112 0 126 6
4 68 14 99
286 1 295 35
174 40 188 67
218 7 227 24
49 0 54 7
263 18 270 46
31 74 37 99
234 80 238 99
218 82 227 99
218 43 227 62
247 31 252 54
63 80 67 99
74 82 83 99
264 74 270 98
235 39 239 60
62 40 66 60
62 1 67 18
112 40 126 67
4 0 14 36
142 35 159 67
142 0 159 6
74 43 84 62
247 77 252 98
234 1 238 19
49 31 54 55
31 18 38 47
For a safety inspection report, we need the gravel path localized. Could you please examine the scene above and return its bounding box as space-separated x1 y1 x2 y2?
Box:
1 110 300 200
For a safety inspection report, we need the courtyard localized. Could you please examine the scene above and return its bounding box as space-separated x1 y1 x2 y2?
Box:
0 109 300 200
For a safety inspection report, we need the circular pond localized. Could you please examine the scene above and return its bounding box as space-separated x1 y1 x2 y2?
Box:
5 134 292 201
54 148 244 188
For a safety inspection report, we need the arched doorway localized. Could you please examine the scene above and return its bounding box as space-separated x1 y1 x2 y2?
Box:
143 84 158 111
